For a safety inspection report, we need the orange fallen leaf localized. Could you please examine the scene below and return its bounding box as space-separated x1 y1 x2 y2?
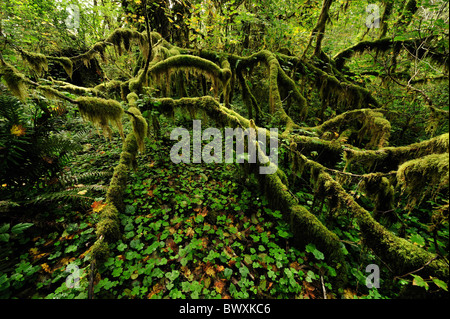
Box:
200 207 208 217
201 237 209 249
289 261 301 271
214 279 226 294
91 201 107 213
186 227 195 238
41 263 52 273
147 283 163 299
205 263 216 277
216 265 225 272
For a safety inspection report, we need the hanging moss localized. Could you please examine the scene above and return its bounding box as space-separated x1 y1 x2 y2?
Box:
277 63 308 121
397 153 449 209
344 133 449 172
106 28 138 55
357 110 391 149
127 106 148 153
75 96 124 139
301 152 449 279
106 163 129 211
94 80 123 95
127 92 139 106
67 41 110 69
37 85 74 102
304 108 391 149
20 50 48 76
47 56 73 78
147 55 232 94
57 83 103 97
104 28 160 58
0 60 28 100
129 70 148 95
359 173 395 214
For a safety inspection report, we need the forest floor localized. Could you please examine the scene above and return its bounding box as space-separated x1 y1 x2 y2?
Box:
1 110 442 299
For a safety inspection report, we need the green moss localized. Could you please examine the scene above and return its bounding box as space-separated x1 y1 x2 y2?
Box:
75 96 124 139
20 50 48 76
57 83 102 96
38 85 71 101
128 72 146 94
127 106 148 152
345 133 449 172
290 205 345 267
397 153 449 208
105 28 164 59
96 217 120 242
299 152 448 279
359 174 395 214
127 92 139 106
91 237 110 261
47 56 73 78
122 132 139 158
119 151 136 169
0 60 28 100
94 80 123 95
147 55 231 96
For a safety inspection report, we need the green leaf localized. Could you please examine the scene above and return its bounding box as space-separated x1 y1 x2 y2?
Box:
130 239 144 250
243 254 253 265
239 265 249 278
117 242 127 252
65 245 78 253
305 243 324 260
11 223 33 234
0 224 10 233
0 233 10 242
409 234 426 247
412 274 429 291
431 277 448 291
224 268 233 279
165 270 180 281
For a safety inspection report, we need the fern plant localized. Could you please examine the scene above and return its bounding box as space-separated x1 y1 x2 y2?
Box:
0 94 82 186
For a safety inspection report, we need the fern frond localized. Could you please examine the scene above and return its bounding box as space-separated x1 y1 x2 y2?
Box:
58 171 113 187
26 185 107 206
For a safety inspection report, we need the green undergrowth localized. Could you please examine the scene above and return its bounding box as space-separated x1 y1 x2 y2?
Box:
2 112 446 299
93 136 339 299
0 114 123 299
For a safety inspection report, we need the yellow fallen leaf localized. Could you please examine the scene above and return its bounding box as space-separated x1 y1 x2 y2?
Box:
41 263 52 273
91 201 107 213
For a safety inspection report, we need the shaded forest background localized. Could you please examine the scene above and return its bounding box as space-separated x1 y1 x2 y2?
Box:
0 0 448 299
